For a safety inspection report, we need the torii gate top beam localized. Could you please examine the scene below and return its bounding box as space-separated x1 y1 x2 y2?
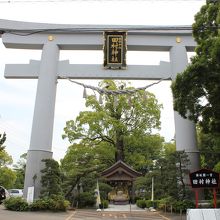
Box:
0 19 196 80
0 19 196 51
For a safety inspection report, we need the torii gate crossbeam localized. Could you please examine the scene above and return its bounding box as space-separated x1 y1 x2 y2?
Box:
0 19 200 199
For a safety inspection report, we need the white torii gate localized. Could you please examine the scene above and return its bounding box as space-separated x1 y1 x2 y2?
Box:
0 19 200 199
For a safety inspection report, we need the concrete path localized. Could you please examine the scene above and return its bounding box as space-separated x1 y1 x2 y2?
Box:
71 209 165 220
0 204 186 220
104 204 145 211
0 205 70 220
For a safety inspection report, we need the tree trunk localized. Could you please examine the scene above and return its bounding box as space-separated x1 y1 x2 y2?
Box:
115 130 124 162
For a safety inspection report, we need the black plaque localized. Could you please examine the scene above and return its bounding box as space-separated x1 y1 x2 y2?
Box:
103 31 127 69
189 169 220 189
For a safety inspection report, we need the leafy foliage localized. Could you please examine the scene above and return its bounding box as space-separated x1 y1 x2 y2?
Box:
155 150 191 200
0 167 16 189
0 133 16 188
158 198 194 213
135 143 191 201
61 143 108 200
171 1 220 134
4 195 70 212
29 195 70 211
4 197 29 211
40 159 63 197
124 133 164 174
61 80 163 201
63 80 162 162
99 182 112 200
0 148 13 167
13 153 26 189
197 128 220 169
75 192 96 208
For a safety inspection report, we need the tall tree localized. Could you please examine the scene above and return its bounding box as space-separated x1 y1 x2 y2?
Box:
135 143 191 200
197 126 220 169
40 159 62 197
124 133 164 174
13 153 27 189
63 80 162 162
0 132 16 188
61 143 107 199
171 1 220 134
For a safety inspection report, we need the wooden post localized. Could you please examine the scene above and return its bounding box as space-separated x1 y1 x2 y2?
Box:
195 190 199 208
213 188 217 208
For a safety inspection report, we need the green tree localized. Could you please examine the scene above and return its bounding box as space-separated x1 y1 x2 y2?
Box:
0 132 12 167
40 159 62 197
214 161 220 172
171 1 220 134
0 167 16 189
197 127 220 169
61 143 110 199
0 148 13 167
124 133 164 174
63 80 162 163
62 80 163 200
136 143 191 201
13 153 27 189
0 132 16 188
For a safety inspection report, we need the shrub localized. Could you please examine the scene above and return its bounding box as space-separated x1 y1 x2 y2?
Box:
50 195 70 211
172 200 194 213
29 198 50 211
208 199 220 208
4 195 70 212
136 199 146 208
99 183 112 201
158 198 194 213
4 197 29 211
75 192 95 208
101 200 109 209
158 197 174 211
29 195 70 211
145 200 159 208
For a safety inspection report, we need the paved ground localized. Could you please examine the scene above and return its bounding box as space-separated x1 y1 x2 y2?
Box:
70 209 165 219
0 205 70 220
0 204 186 220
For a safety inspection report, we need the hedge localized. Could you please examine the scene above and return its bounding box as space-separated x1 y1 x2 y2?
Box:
4 195 70 212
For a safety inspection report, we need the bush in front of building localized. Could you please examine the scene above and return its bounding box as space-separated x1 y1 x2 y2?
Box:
75 192 96 208
158 197 194 213
136 199 146 208
4 197 29 211
29 195 70 211
4 195 70 212
101 199 109 209
136 197 194 213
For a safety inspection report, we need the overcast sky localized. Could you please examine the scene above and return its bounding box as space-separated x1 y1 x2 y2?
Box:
0 0 205 163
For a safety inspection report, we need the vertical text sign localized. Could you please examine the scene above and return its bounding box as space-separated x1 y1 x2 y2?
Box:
104 31 127 69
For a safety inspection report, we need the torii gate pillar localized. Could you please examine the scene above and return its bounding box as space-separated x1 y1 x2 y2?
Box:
170 45 200 172
24 42 59 198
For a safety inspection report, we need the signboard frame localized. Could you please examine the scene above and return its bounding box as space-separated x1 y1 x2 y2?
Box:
189 168 220 189
103 31 127 69
189 169 220 208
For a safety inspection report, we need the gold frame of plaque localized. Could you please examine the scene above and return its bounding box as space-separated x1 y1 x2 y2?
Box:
103 31 127 69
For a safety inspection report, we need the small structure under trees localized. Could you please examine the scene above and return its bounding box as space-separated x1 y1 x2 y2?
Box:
101 160 141 204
